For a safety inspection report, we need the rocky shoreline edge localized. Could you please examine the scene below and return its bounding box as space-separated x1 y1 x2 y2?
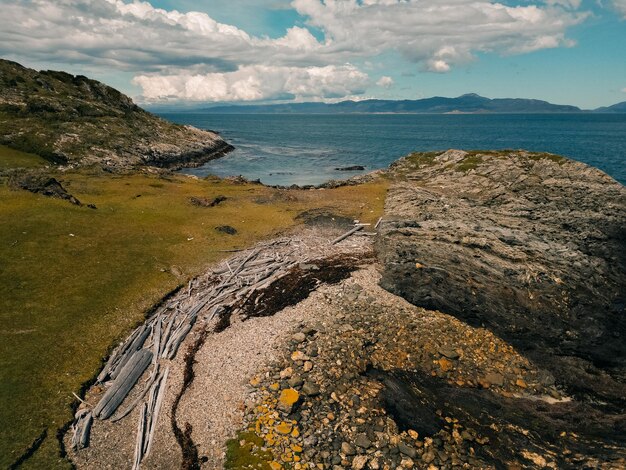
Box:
64 149 625 469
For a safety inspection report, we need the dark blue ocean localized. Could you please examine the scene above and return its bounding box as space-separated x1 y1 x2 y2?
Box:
159 113 626 186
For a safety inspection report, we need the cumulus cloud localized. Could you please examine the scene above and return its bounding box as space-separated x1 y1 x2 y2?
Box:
133 64 368 102
292 0 587 72
376 76 394 88
0 0 588 102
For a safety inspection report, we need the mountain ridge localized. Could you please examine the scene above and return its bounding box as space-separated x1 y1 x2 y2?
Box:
147 94 626 114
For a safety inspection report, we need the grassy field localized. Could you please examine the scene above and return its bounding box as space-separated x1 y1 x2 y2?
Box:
0 144 48 169
0 162 387 468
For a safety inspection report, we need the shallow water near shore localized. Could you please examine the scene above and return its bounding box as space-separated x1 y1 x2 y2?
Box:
160 113 626 186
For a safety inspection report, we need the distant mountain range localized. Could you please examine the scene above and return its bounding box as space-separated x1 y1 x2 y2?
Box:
149 94 626 114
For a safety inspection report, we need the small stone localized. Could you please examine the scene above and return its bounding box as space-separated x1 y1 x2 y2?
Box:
483 372 504 386
407 430 419 440
303 361 313 372
269 383 280 391
516 378 528 388
369 458 380 470
400 457 414 468
289 376 304 388
292 351 309 361
398 442 417 458
355 433 371 449
293 332 307 343
280 367 294 379
276 422 293 434
302 381 321 396
342 442 356 456
278 388 300 412
270 462 282 470
249 376 261 387
438 347 460 359
352 455 368 470
438 358 453 372
422 451 436 464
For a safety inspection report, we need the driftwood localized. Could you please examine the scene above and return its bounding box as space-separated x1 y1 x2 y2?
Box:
94 349 153 419
107 324 152 381
71 409 93 450
331 225 364 244
374 217 383 229
110 365 160 423
132 403 147 470
144 368 169 458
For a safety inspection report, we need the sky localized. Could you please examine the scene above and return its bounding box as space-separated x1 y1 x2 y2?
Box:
0 0 625 108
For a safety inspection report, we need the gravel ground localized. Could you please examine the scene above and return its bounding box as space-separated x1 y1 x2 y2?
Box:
66 225 625 469
65 226 373 469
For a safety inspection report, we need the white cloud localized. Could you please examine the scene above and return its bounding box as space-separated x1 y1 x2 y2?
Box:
376 76 394 88
545 0 582 9
612 0 626 18
0 0 588 102
292 0 586 71
133 64 369 102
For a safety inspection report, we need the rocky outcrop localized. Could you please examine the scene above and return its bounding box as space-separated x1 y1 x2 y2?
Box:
0 59 232 168
377 149 626 407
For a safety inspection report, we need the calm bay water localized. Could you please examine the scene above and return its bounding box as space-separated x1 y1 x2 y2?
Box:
159 113 626 186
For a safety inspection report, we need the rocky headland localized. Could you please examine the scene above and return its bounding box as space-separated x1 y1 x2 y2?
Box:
64 149 625 470
0 59 232 168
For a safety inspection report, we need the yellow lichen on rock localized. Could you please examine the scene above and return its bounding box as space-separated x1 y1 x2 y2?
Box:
278 388 300 410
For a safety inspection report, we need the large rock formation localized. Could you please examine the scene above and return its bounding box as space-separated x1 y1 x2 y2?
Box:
377 150 626 406
0 59 232 167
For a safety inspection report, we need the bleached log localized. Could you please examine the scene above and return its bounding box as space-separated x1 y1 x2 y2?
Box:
110 365 160 423
144 368 169 458
94 349 153 419
132 403 147 470
331 225 363 244
97 323 144 383
374 217 383 229
109 325 152 380
165 323 193 360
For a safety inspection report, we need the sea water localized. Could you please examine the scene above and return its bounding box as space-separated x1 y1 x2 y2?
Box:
158 113 626 186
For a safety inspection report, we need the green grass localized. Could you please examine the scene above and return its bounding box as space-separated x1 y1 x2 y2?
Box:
0 169 387 468
455 153 485 172
0 144 48 169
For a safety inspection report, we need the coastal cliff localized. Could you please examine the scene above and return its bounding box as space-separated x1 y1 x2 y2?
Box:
0 59 232 168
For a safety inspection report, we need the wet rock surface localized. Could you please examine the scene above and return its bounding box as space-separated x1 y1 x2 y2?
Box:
377 150 626 407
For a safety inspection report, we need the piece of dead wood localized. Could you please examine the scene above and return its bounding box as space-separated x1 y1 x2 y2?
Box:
132 403 147 470
94 349 153 419
110 365 160 423
331 225 364 244
144 367 169 458
71 409 93 450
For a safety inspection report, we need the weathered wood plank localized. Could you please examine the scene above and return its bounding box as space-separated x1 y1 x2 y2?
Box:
94 349 153 419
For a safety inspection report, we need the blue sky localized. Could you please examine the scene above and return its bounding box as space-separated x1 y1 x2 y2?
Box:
1 0 624 108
